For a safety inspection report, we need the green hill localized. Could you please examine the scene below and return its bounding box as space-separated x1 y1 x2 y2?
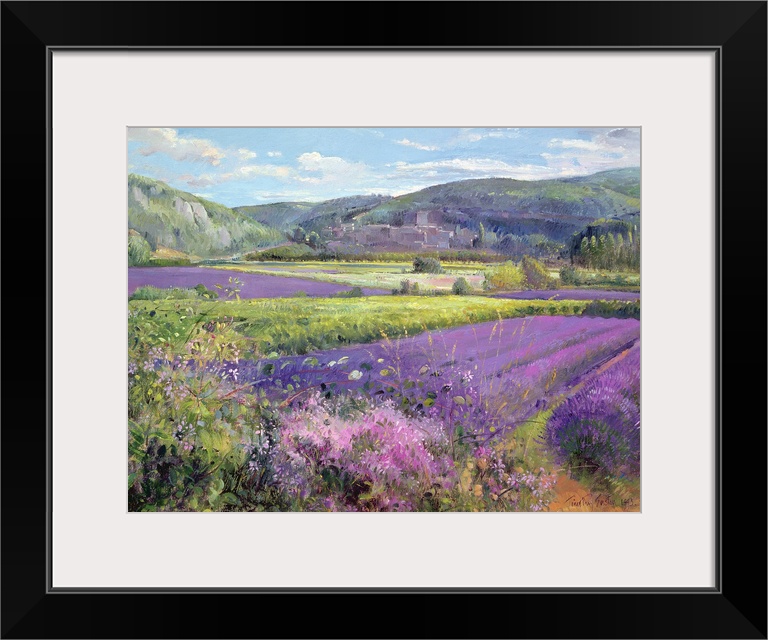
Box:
351 168 639 242
128 175 284 257
234 194 392 231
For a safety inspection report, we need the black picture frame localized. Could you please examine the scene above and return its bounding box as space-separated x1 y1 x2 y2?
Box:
2 2 765 638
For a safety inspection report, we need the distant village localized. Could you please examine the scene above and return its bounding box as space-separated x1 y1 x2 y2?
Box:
324 210 478 251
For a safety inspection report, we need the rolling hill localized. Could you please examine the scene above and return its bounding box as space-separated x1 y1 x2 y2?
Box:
233 168 640 244
234 194 392 231
355 168 640 241
128 174 284 257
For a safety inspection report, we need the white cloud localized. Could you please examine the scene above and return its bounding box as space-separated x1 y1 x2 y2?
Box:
127 128 226 166
267 151 282 157
229 164 294 179
296 152 369 184
543 128 640 174
548 138 602 151
454 128 521 144
395 138 440 151
388 157 562 181
178 164 295 188
237 148 257 160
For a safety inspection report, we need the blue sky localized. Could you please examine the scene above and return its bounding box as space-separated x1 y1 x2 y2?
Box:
127 127 640 207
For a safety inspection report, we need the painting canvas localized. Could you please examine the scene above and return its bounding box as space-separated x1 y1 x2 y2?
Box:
127 127 640 513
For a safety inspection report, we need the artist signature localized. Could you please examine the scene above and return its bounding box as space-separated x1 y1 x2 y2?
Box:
565 494 636 508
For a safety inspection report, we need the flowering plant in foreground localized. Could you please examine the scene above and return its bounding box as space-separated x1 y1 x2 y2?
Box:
544 346 640 479
129 296 637 511
269 393 557 512
128 300 558 511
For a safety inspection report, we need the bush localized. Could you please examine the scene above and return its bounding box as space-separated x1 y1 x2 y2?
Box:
245 244 317 261
128 234 152 266
581 300 640 319
130 286 201 301
336 287 364 298
413 256 444 274
521 255 555 289
398 279 413 295
482 261 526 291
193 283 219 299
545 351 640 479
559 265 577 285
150 258 191 267
452 277 472 295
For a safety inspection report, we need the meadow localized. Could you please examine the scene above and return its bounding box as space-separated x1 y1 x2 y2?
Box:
128 265 641 513
207 261 486 292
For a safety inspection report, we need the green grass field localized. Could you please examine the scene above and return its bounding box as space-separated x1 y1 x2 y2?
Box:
129 295 603 356
206 261 487 291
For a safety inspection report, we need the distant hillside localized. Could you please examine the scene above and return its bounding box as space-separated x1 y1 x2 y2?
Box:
232 202 315 230
355 168 640 241
564 167 641 199
128 175 284 257
235 194 392 231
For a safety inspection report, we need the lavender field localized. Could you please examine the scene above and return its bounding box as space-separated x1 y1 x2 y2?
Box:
127 127 641 513
232 315 639 436
128 266 387 298
129 301 641 513
493 289 640 301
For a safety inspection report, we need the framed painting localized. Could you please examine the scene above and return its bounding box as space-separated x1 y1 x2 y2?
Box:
3 1 765 638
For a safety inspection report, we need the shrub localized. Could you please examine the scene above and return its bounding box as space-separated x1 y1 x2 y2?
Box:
521 255 555 289
130 286 199 301
193 283 219 299
581 300 640 319
336 287 364 298
482 261 525 291
559 265 577 285
545 351 640 478
292 290 309 298
272 395 455 511
245 244 317 261
413 256 444 274
150 258 191 267
452 277 472 295
128 234 152 266
398 279 413 295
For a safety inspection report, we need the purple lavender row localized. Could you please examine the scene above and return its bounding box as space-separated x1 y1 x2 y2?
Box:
128 266 387 297
493 289 640 302
544 344 641 476
233 315 636 391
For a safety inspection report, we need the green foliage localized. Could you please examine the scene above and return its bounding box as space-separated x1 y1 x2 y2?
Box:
335 286 364 298
581 300 640 319
521 255 555 290
150 258 192 267
475 222 486 249
413 256 444 274
193 283 219 299
129 285 220 301
129 296 612 358
128 234 152 266
558 266 640 290
483 261 526 291
570 220 640 271
396 279 413 295
245 247 497 264
559 264 578 285
245 244 318 261
451 277 472 295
